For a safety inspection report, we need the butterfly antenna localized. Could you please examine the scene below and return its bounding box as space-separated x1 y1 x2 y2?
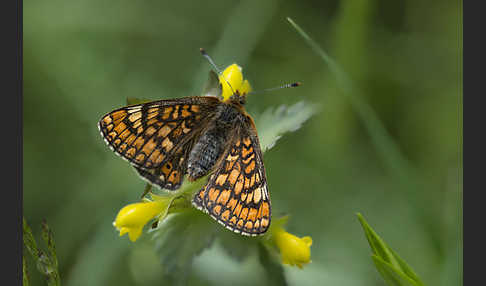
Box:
200 48 222 74
248 82 301 95
200 48 236 95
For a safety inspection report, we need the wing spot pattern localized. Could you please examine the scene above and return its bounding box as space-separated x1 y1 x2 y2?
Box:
217 190 231 205
228 169 240 185
212 205 222 216
253 188 261 204
222 210 230 221
215 174 228 186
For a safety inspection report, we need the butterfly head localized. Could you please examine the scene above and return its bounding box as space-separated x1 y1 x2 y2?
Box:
219 64 252 104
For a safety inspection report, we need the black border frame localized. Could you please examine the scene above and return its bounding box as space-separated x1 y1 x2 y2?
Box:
2 0 22 284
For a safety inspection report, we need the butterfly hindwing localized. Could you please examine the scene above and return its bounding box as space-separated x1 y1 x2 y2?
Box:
98 96 220 171
193 116 271 236
133 142 194 190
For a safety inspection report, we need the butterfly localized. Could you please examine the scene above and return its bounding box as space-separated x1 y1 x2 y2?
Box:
98 49 299 236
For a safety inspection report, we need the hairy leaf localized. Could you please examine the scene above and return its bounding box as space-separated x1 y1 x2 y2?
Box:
256 101 319 152
216 227 260 262
152 209 217 283
258 243 288 286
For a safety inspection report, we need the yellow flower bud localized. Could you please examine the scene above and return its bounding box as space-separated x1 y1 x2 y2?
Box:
273 227 313 269
219 64 252 101
113 197 171 242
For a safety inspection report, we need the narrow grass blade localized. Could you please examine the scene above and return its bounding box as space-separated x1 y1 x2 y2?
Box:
357 213 425 286
23 256 30 286
372 255 420 286
41 220 58 269
23 218 61 286
23 218 39 258
286 17 415 180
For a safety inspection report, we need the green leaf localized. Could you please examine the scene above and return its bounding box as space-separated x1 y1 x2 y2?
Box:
215 216 290 286
372 255 420 286
258 243 288 286
256 101 319 152
357 213 425 286
152 209 217 283
216 227 260 262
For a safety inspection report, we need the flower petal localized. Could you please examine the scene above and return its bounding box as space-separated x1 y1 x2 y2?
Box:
113 199 171 242
219 64 246 101
273 227 312 268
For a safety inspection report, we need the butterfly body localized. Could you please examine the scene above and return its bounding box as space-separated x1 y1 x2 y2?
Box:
99 63 271 236
187 101 244 181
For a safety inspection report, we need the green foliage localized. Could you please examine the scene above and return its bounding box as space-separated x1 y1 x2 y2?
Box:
256 102 319 152
287 17 448 285
216 228 260 262
23 218 61 286
257 243 287 286
357 213 425 286
23 257 30 286
287 17 415 179
152 209 217 284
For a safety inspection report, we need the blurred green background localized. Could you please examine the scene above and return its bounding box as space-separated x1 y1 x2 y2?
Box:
23 0 462 285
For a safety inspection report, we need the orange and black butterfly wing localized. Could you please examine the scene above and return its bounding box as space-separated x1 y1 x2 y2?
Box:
193 115 271 236
98 96 220 189
133 140 195 190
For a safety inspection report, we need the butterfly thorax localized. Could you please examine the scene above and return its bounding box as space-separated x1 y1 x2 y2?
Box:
187 102 245 181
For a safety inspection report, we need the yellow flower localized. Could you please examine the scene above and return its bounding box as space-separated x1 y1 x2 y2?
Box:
219 64 252 101
273 227 313 269
113 195 172 242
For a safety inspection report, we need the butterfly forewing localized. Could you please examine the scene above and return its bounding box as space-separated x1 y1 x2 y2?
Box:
98 97 219 170
99 96 221 190
193 117 271 236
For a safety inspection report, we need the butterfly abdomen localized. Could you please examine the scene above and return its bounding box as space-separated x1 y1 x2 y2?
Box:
187 128 225 180
187 104 240 181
